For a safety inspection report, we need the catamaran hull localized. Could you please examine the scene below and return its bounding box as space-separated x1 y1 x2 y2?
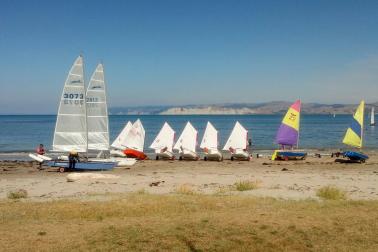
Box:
29 154 53 163
123 149 147 160
343 151 369 163
47 161 117 171
91 158 137 167
272 150 307 161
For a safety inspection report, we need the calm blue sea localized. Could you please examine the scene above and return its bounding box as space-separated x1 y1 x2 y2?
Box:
0 114 377 152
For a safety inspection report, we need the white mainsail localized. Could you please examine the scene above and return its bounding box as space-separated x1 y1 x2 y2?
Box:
371 107 375 126
52 56 87 152
123 119 145 152
150 122 175 152
173 122 197 153
223 121 248 151
200 121 218 151
86 63 109 151
111 121 132 150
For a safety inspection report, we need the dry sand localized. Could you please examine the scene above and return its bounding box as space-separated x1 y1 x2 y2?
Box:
1 154 378 201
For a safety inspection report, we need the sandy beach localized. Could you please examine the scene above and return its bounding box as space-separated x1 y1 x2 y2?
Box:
1 153 378 201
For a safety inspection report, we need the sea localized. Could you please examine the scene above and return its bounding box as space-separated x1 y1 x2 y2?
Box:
0 114 377 155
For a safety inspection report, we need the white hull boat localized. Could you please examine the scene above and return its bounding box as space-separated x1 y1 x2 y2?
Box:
223 121 251 161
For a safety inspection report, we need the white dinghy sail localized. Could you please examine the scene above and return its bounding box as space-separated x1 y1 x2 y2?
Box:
52 55 87 152
86 63 110 151
150 122 175 153
123 119 145 152
200 121 222 161
371 107 376 126
173 122 198 160
200 122 218 151
223 121 250 160
111 121 132 150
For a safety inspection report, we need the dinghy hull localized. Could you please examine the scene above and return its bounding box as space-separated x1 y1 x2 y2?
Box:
123 149 147 160
156 151 175 160
179 150 199 161
230 151 250 161
343 151 368 163
204 149 223 161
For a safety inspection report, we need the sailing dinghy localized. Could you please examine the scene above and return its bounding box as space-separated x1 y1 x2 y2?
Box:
150 122 175 160
271 100 307 161
174 122 199 160
371 106 375 126
122 119 148 160
223 121 250 161
110 121 132 157
335 100 368 163
200 122 222 161
46 56 117 171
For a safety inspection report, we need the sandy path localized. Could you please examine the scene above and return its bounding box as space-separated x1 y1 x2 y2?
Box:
1 155 378 201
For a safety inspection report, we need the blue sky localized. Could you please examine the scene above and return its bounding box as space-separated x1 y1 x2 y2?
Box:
1 0 378 114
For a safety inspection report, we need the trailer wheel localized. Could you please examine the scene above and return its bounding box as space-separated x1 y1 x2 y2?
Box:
231 156 234 161
156 156 159 160
58 167 66 173
179 156 183 161
204 156 208 161
284 156 289 161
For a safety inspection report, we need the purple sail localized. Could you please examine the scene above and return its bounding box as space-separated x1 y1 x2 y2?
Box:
276 124 298 147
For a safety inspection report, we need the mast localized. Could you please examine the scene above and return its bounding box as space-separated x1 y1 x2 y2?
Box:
82 54 89 159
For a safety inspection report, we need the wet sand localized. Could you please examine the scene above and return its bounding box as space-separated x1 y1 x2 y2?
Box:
1 154 378 201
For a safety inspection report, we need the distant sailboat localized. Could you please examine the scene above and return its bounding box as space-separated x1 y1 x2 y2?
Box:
223 121 250 161
173 122 199 160
200 122 222 161
272 100 307 161
150 122 175 160
47 55 117 171
371 107 375 126
123 119 147 160
338 100 369 163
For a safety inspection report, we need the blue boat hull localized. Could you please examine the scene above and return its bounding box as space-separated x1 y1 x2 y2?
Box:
272 150 307 160
343 151 369 162
47 161 117 171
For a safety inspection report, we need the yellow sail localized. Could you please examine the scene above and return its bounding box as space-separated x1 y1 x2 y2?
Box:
342 100 365 148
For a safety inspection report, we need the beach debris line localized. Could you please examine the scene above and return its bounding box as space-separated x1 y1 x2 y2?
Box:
66 173 120 182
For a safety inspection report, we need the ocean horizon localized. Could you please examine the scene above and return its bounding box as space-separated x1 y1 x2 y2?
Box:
0 114 377 153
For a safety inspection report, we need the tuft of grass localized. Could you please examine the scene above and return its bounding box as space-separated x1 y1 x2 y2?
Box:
316 186 347 200
7 189 28 199
234 180 261 191
174 184 197 195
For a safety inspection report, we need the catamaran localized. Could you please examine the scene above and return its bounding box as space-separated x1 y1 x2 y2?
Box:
371 106 375 126
150 122 175 160
173 122 199 160
122 119 147 160
46 56 117 171
272 100 307 161
200 122 222 161
337 100 369 163
223 121 250 161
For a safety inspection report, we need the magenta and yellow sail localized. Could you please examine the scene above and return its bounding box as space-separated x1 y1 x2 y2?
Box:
275 100 301 147
343 100 364 148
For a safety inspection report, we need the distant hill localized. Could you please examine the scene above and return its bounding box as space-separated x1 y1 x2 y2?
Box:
109 101 378 115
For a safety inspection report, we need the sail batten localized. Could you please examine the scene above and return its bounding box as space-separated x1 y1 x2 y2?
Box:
52 56 87 152
343 100 365 148
275 100 301 147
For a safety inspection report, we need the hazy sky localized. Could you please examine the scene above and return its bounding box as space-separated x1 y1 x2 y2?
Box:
1 0 378 114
